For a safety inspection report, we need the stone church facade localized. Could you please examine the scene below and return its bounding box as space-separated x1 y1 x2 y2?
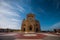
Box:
21 13 41 33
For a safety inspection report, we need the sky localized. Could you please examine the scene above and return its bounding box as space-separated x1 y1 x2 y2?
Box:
0 0 60 31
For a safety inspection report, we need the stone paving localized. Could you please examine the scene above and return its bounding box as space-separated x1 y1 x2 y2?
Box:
15 39 42 40
15 33 46 39
0 33 60 40
43 36 60 40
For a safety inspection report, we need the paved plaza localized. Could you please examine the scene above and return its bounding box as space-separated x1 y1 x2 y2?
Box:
0 32 60 40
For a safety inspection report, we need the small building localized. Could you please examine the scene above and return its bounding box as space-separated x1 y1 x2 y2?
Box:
54 29 60 33
21 13 41 33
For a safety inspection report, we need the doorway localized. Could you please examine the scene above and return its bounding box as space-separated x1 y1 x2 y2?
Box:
36 28 38 32
23 28 25 31
29 25 32 31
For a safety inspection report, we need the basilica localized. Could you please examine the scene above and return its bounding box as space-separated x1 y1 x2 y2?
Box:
21 13 41 33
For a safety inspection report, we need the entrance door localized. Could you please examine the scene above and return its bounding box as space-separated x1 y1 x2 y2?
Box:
29 25 32 31
36 28 38 32
23 28 25 31
29 27 32 31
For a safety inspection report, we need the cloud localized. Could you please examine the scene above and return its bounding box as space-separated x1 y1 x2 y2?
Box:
0 1 20 17
0 8 20 17
0 1 22 29
0 2 13 9
0 14 21 29
50 22 60 30
37 8 47 15
11 18 20 22
56 2 60 9
15 3 25 13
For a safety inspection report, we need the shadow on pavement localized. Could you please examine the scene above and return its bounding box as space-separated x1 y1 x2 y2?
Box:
43 36 60 40
0 36 15 40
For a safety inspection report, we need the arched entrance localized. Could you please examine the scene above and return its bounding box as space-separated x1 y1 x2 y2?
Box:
29 25 32 31
36 28 38 32
23 28 25 31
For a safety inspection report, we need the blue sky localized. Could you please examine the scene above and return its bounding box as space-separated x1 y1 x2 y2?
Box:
0 0 60 31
